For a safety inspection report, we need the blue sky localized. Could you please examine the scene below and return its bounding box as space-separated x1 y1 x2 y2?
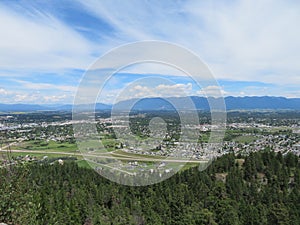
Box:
0 0 299 104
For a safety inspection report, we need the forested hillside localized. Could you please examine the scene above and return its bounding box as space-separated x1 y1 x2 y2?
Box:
1 150 300 225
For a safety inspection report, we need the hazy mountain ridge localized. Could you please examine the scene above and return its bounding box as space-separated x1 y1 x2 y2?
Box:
0 103 112 112
0 96 299 112
115 96 300 111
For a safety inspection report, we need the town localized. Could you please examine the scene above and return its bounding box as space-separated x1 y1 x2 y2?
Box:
0 110 299 176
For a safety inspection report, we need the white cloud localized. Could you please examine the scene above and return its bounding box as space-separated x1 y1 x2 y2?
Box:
78 0 300 86
14 93 41 103
0 0 299 103
122 63 188 77
197 85 227 97
0 4 98 70
0 86 73 104
183 0 300 85
111 83 194 103
43 94 69 102
13 80 77 92
12 92 72 104
0 88 8 95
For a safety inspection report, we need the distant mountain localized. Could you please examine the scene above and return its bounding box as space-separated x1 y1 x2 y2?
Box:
224 96 300 110
53 103 112 111
114 96 300 111
0 96 299 112
0 103 48 112
0 103 112 112
113 97 177 111
71 103 112 111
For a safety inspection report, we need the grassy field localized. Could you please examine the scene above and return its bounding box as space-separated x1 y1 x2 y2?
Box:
76 159 90 168
4 138 205 173
5 140 81 163
13 140 78 153
233 135 257 143
10 152 76 158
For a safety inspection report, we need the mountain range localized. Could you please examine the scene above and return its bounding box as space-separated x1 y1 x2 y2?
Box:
0 96 299 112
116 96 300 111
0 103 111 112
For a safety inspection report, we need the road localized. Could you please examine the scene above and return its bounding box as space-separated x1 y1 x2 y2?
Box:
0 149 208 163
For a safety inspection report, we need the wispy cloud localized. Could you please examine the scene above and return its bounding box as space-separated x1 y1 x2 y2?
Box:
125 83 193 100
0 3 97 70
0 0 299 104
0 87 73 104
77 0 300 86
12 79 77 92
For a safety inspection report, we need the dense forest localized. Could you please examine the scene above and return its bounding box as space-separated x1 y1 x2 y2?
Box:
1 150 300 225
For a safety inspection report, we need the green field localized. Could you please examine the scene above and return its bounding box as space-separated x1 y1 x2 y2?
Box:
76 159 91 168
4 138 205 172
10 152 77 159
233 135 257 143
13 140 78 153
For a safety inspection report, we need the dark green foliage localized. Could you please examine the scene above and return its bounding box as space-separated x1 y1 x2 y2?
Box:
0 150 299 224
